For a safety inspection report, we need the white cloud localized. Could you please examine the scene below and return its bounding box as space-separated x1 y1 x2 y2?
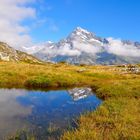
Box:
39 37 140 58
106 38 140 57
57 43 81 56
41 43 81 56
0 0 36 48
72 40 102 54
0 89 32 137
0 0 139 60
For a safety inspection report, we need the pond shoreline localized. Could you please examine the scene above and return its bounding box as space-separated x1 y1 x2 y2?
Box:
0 88 102 140
0 62 140 139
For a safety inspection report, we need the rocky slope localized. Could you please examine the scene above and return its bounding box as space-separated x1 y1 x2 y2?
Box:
0 42 42 63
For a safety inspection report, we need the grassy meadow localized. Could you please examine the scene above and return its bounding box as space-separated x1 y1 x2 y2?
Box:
0 62 140 140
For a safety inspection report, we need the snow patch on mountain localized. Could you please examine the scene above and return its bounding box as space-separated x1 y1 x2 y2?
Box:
23 27 140 64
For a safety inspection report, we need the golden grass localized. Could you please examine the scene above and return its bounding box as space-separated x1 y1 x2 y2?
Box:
0 62 140 140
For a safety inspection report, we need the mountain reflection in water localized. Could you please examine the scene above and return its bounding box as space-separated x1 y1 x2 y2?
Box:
0 88 102 140
68 87 92 101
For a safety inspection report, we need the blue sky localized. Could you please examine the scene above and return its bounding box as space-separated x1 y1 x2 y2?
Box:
0 0 140 47
29 0 140 43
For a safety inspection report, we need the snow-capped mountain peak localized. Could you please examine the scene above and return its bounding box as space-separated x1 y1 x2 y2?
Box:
22 27 140 65
69 27 96 41
47 41 54 44
75 27 94 35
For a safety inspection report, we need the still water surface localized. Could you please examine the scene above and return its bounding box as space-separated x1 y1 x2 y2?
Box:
0 88 102 140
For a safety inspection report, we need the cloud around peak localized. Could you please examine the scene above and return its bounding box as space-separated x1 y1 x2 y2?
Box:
106 37 140 57
28 27 140 59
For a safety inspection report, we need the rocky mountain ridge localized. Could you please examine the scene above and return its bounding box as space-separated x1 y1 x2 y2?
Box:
26 27 140 65
0 42 42 63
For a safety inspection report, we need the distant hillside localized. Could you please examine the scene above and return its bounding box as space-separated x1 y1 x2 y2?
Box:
0 42 42 64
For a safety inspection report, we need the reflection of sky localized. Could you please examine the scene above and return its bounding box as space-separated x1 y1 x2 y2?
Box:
0 88 102 139
0 89 32 139
17 90 102 127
